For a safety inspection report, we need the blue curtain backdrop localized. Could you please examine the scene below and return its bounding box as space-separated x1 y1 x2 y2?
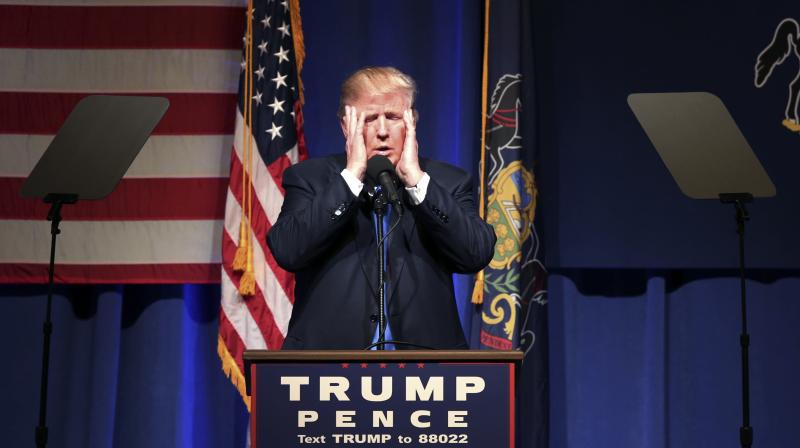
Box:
2 1 800 448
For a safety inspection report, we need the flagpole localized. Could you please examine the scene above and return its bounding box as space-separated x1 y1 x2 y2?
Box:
472 0 491 305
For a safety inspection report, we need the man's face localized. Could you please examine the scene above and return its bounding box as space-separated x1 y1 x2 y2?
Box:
342 91 409 166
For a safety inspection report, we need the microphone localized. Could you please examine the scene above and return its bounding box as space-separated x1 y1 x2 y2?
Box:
366 155 403 215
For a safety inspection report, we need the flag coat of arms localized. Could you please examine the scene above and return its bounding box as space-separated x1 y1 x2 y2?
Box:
472 1 548 446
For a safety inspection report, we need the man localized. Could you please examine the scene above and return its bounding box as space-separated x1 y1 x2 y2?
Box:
267 66 496 349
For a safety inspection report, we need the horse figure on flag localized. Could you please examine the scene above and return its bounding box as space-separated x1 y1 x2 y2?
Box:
755 18 800 133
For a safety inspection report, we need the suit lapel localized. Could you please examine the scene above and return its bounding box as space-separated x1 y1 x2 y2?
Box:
355 200 379 300
387 194 416 305
387 160 429 304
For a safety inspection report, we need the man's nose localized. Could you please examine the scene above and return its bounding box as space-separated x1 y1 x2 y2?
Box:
377 115 388 138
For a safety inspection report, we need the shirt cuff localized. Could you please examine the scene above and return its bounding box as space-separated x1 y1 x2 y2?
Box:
404 172 430 205
340 169 364 197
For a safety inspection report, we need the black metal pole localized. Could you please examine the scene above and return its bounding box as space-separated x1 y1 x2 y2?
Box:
721 192 753 448
35 194 76 448
734 200 752 448
35 201 64 448
375 204 387 351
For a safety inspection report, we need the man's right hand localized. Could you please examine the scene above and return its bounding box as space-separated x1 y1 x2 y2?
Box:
343 105 367 181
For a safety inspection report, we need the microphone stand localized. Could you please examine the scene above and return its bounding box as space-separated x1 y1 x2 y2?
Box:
372 190 388 350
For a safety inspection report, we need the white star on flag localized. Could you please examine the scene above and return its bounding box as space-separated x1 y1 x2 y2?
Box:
254 65 265 80
240 59 247 71
274 46 290 64
278 22 290 38
252 90 263 105
268 97 285 114
271 72 288 89
258 40 268 55
281 0 288 12
266 122 283 140
261 14 271 28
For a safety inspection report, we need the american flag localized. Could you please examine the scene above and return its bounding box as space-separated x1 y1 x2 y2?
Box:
0 1 248 283
217 0 306 408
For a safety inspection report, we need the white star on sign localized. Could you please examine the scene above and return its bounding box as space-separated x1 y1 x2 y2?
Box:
257 40 268 55
252 90 263 105
274 46 289 64
278 22 290 38
266 122 283 140
268 97 285 114
254 65 265 80
261 14 271 29
271 71 287 89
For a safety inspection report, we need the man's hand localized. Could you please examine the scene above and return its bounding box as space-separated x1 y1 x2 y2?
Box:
344 105 367 180
396 109 424 187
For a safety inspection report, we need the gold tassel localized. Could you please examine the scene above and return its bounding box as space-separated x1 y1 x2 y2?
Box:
232 223 248 272
239 269 256 296
239 244 256 296
471 270 485 305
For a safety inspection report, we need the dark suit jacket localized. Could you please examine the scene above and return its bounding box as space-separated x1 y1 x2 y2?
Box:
267 154 496 349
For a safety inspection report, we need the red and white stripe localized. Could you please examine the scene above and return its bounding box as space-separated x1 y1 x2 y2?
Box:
218 107 304 355
0 0 247 283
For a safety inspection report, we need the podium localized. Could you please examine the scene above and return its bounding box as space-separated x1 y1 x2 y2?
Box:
244 350 523 447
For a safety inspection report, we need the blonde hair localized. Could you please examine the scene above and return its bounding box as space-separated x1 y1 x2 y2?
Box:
337 66 418 119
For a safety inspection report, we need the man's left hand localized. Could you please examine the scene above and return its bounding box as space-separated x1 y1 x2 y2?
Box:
396 109 424 187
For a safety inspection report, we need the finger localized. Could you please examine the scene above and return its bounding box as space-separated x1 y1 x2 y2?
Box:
356 111 366 142
348 106 356 140
344 106 352 154
404 109 416 133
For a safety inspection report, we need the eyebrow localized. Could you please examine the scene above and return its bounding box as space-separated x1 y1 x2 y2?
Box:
364 109 403 120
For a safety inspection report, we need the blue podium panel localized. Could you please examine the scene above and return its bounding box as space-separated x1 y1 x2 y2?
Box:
251 360 515 448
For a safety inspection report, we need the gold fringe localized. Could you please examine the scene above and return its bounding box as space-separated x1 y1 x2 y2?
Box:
218 335 252 412
472 0 491 307
471 270 485 305
289 0 305 104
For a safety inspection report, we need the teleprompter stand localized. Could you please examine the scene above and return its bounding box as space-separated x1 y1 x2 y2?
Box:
628 92 776 448
21 95 169 448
